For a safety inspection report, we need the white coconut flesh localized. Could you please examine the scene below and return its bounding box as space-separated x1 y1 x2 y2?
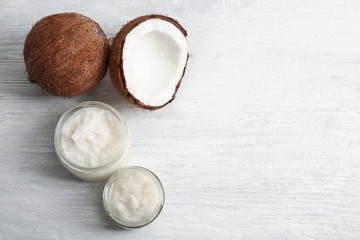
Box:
122 19 189 107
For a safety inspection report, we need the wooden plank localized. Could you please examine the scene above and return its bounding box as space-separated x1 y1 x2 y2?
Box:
1 0 360 239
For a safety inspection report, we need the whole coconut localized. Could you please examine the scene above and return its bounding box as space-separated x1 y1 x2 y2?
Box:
24 13 110 97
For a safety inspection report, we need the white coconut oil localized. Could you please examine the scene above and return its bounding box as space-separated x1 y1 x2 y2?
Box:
61 107 122 167
55 101 130 181
103 167 164 227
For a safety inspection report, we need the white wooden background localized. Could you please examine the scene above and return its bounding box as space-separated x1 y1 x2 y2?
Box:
1 0 360 239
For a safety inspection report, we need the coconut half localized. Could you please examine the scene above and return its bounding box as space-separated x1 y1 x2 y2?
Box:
109 15 189 110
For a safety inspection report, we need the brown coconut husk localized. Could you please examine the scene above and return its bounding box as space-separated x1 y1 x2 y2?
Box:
109 14 188 110
24 13 110 97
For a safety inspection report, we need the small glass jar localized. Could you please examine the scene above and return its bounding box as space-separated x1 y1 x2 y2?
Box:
54 101 131 181
103 166 165 228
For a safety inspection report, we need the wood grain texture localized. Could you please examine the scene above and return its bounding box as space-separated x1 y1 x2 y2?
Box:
1 0 360 239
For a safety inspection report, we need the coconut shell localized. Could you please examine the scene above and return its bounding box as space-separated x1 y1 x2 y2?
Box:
109 14 188 110
24 13 110 97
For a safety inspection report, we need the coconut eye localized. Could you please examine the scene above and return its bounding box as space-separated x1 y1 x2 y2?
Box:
109 15 189 110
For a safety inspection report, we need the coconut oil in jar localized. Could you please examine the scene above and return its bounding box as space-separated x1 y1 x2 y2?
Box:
54 101 131 181
103 166 165 228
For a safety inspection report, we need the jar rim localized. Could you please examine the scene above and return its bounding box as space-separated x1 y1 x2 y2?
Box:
102 166 165 228
54 101 130 172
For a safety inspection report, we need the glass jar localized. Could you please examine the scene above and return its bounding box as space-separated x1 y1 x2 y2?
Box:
103 166 165 228
54 101 131 181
